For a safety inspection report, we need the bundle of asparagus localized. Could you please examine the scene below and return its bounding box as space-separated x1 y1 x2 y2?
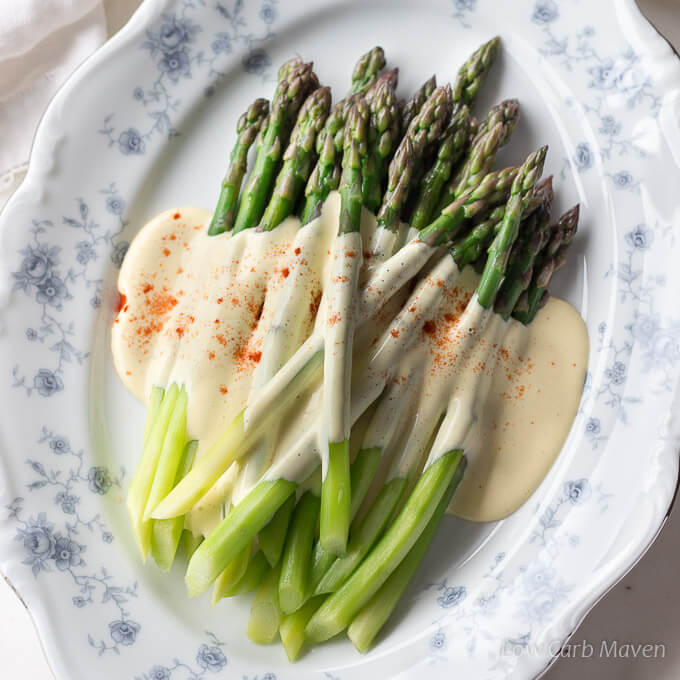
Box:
124 37 581 660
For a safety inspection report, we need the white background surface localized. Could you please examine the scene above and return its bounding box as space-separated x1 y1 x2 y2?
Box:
0 1 678 678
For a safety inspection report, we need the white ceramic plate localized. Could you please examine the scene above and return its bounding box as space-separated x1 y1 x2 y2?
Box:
1 1 680 678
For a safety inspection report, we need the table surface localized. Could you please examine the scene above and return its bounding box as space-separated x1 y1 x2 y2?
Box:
1 1 678 678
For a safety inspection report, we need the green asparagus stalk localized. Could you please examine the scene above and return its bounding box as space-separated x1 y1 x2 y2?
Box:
362 78 400 212
512 204 579 324
408 104 471 229
259 493 296 567
143 387 188 521
494 176 554 318
185 478 295 597
220 550 269 597
144 386 164 443
208 98 269 235
180 529 203 562
437 99 520 212
247 561 283 644
212 542 252 604
404 85 452 182
233 62 319 232
477 146 549 307
314 477 407 595
150 440 197 571
280 596 325 661
347 458 467 652
374 138 415 234
259 87 331 231
452 36 501 106
127 383 179 559
350 46 386 94
300 130 341 225
279 491 320 614
305 450 464 642
400 75 436 134
320 101 369 555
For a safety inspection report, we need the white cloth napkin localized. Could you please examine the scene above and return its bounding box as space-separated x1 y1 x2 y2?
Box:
0 0 109 197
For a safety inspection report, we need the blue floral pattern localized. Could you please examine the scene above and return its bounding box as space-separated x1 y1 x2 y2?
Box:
134 632 246 679
100 0 279 154
6 428 135 655
11 185 128 397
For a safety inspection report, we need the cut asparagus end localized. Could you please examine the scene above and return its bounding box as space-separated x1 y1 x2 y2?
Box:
320 438 351 555
185 478 296 597
305 449 463 643
212 542 252 606
348 457 467 652
279 491 320 614
247 561 283 644
280 595 325 661
259 493 296 567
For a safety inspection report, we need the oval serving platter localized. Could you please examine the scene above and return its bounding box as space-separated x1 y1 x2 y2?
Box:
1 1 680 678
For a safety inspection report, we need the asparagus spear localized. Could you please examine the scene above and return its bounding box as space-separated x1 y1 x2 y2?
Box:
300 131 341 225
150 440 197 571
372 84 451 241
259 493 296 567
212 542 252 604
372 138 415 241
494 176 554 318
513 204 580 324
350 46 386 94
362 78 401 213
233 62 319 232
259 87 331 231
477 146 548 307
347 458 467 652
142 388 188 521
180 529 203 562
320 101 369 555
408 104 472 229
208 98 269 236
279 491 320 613
400 75 436 134
451 36 501 106
280 596 325 661
404 85 452 180
306 450 464 642
144 386 164 443
436 99 520 213
219 550 269 597
127 383 180 559
248 561 283 644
